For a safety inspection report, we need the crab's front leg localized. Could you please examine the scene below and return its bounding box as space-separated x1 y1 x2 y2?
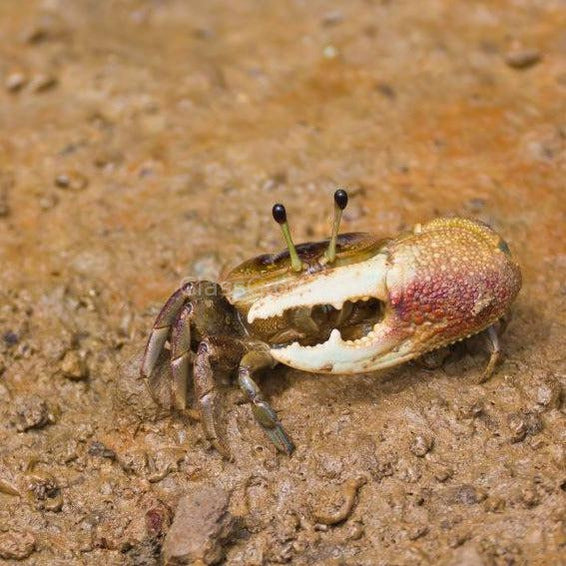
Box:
238 349 295 455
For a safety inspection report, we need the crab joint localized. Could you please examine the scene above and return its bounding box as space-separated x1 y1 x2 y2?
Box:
272 203 302 272
324 188 349 263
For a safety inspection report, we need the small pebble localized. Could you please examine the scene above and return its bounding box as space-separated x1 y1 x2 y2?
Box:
443 484 487 505
163 486 235 565
60 350 88 380
38 192 59 210
408 525 429 540
483 496 506 513
88 441 116 460
434 465 454 483
375 83 397 100
5 72 27 92
27 472 62 512
321 10 344 26
505 48 542 69
145 505 171 538
520 485 540 508
0 531 35 561
410 434 434 457
345 521 365 541
507 411 543 443
3 331 19 346
323 45 339 59
536 379 562 409
13 395 53 432
447 544 485 566
29 73 58 92
55 171 89 191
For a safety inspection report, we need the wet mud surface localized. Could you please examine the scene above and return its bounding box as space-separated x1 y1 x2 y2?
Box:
0 1 565 564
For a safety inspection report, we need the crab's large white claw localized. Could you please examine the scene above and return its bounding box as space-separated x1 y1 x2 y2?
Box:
270 318 415 374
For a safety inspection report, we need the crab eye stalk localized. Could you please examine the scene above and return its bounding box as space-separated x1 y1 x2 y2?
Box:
324 189 349 263
272 203 302 272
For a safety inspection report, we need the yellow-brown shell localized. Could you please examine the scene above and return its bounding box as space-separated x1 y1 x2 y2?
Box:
220 232 388 313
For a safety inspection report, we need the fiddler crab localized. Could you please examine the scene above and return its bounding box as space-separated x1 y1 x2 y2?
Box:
141 190 521 457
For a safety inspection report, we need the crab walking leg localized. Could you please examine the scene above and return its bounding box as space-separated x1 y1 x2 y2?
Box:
169 303 194 411
480 324 501 383
238 350 295 455
193 338 244 458
140 282 193 382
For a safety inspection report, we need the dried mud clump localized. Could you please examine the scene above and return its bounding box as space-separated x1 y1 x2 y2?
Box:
163 486 236 565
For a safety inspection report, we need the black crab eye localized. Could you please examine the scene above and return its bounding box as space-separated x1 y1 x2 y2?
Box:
498 239 511 256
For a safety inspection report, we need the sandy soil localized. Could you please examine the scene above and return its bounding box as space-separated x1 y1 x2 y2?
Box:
0 1 564 564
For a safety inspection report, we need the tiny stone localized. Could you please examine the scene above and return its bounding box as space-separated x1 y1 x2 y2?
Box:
505 48 542 69
346 521 365 541
410 434 433 457
524 411 543 435
13 395 52 432
483 496 506 513
27 472 62 511
29 73 58 92
435 465 454 483
24 25 49 44
520 485 540 508
39 192 59 210
536 379 562 409
447 544 486 566
145 505 171 538
443 484 487 505
321 10 344 26
375 82 397 100
408 525 429 540
3 331 19 346
458 399 485 419
163 486 236 565
0 531 35 561
508 410 543 443
5 72 27 92
507 412 527 443
60 350 88 380
88 441 116 460
55 171 89 191
323 45 339 59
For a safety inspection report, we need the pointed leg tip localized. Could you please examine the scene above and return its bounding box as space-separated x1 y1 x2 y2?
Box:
266 427 295 456
211 439 232 461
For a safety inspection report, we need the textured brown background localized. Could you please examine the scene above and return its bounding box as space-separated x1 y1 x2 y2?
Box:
0 1 564 564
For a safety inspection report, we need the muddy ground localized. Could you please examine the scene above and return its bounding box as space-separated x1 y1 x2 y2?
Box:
0 1 565 564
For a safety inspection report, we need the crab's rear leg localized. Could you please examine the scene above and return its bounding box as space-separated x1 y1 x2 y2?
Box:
480 324 501 383
141 283 193 403
238 350 295 455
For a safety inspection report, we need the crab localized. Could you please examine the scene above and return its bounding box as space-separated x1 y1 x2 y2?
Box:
141 190 522 457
